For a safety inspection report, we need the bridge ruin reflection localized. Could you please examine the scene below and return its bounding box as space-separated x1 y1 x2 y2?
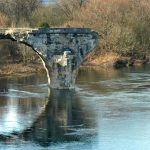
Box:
0 88 95 147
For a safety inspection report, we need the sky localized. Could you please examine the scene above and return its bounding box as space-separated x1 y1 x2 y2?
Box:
42 0 57 4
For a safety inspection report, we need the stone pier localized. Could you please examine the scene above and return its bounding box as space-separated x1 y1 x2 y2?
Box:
0 28 98 89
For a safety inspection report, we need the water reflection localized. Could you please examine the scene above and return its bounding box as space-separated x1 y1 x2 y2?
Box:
0 78 8 93
0 87 95 147
20 90 92 147
0 75 48 137
1 66 150 149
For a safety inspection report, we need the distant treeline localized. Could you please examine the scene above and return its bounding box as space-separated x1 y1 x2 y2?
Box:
0 0 85 27
0 0 150 65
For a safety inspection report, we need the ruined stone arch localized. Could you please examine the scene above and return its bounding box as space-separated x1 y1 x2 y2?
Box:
0 33 51 86
0 28 98 89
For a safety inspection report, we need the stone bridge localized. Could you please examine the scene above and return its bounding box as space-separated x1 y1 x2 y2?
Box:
0 28 98 89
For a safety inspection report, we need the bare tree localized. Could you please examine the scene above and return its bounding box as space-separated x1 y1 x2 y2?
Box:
0 0 42 26
57 0 87 19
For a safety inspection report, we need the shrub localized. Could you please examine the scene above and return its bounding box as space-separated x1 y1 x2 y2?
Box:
0 13 9 27
31 5 68 27
39 22 50 28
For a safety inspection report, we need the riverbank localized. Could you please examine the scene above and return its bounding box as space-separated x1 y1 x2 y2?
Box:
0 63 45 78
83 52 149 69
0 52 149 78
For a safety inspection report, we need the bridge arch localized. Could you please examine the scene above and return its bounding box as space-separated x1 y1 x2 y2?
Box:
0 28 98 89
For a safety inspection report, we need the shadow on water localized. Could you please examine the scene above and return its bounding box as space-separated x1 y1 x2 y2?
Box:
0 78 9 93
0 89 94 147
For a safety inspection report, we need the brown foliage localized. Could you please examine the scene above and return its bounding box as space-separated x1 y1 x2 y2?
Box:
0 13 9 27
66 0 150 58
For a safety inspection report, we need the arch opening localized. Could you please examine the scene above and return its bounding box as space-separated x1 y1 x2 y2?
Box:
0 37 49 84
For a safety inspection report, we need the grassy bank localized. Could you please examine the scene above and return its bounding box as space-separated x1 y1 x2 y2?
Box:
0 63 45 78
84 52 120 67
84 52 149 68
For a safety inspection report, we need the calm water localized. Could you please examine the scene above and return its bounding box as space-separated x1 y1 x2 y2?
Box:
0 66 150 150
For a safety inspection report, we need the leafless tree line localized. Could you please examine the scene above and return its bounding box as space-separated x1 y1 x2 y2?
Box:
0 0 42 26
0 0 87 27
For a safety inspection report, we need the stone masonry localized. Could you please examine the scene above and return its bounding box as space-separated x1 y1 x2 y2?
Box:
0 28 98 89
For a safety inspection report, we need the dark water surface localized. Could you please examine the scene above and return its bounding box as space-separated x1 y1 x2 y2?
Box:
0 66 150 150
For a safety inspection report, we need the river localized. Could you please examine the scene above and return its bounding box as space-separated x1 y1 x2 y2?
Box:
0 66 150 150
